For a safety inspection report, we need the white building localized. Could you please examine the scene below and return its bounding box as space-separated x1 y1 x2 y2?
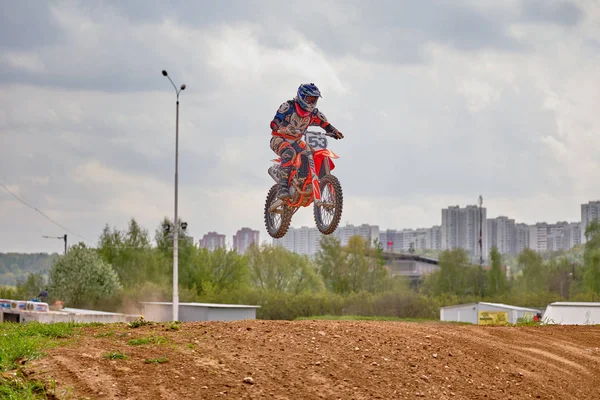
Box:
274 228 295 251
426 226 442 250
526 221 578 253
273 226 323 257
581 201 600 243
441 205 488 258
543 302 600 325
563 222 582 250
529 223 548 252
440 302 541 325
380 229 404 252
487 216 516 255
334 223 379 247
379 226 441 252
515 223 530 254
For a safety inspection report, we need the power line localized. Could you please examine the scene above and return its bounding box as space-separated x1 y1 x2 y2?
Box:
0 179 90 242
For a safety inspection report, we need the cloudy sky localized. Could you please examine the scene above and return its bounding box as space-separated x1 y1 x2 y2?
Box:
1 0 599 253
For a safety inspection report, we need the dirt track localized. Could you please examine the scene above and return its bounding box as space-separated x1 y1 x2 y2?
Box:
23 320 600 399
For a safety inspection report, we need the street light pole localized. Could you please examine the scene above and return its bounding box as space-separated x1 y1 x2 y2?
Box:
162 69 186 322
478 195 483 267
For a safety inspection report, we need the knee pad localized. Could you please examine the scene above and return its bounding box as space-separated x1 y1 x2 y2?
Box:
280 147 296 166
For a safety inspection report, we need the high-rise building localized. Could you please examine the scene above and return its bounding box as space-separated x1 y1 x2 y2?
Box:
515 223 530 254
199 232 226 251
529 223 548 252
441 206 460 250
563 222 582 250
380 229 404 252
233 227 259 254
273 226 324 256
441 205 487 258
487 216 516 255
273 227 295 251
581 201 600 243
547 222 569 251
426 226 442 250
380 226 441 252
334 223 379 247
546 230 563 252
414 228 429 250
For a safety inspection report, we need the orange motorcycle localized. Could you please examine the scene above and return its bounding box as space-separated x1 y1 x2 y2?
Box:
264 130 343 239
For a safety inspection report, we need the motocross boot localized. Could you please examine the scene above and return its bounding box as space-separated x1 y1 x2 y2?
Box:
277 167 292 200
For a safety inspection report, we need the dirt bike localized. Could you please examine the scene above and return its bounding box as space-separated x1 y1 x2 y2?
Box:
264 130 344 239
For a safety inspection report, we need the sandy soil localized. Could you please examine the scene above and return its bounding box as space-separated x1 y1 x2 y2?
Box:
21 320 600 399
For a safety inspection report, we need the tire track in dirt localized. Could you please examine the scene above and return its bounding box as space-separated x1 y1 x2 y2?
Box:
21 321 600 399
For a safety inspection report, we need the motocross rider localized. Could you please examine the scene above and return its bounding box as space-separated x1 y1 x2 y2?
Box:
269 83 344 200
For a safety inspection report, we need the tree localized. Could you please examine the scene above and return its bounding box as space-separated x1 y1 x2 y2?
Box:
15 272 47 300
518 248 545 292
98 218 169 288
246 244 324 294
488 246 506 296
187 246 249 296
366 238 393 293
345 236 370 293
315 235 350 294
546 258 575 299
48 243 122 309
436 248 470 295
583 220 600 298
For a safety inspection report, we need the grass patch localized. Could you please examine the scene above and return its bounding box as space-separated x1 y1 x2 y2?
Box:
93 331 115 338
0 375 52 400
0 321 92 399
144 357 168 364
128 317 154 329
102 351 127 360
166 322 180 331
0 321 85 372
128 335 169 346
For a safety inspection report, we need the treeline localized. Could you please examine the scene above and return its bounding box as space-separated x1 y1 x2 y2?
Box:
3 218 600 320
0 253 58 286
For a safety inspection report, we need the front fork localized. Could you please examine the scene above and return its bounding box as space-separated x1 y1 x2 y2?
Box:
304 148 321 201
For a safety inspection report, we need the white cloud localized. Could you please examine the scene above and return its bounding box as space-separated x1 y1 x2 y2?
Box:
1 0 600 253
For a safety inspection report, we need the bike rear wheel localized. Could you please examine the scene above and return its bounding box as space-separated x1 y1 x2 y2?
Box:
313 174 343 235
264 184 293 238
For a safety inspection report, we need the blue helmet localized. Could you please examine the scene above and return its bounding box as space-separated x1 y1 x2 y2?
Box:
296 83 322 113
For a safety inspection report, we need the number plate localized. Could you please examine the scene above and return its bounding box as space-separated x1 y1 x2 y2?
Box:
306 132 328 150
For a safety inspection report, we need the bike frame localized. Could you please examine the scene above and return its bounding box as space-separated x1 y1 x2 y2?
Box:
270 130 339 208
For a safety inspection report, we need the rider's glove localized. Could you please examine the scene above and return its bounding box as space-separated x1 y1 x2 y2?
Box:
331 129 344 140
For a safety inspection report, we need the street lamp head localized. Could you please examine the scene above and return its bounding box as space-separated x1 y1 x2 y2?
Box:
162 70 168 76
180 84 186 90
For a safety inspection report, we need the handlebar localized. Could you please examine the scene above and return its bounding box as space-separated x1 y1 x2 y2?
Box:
288 129 335 137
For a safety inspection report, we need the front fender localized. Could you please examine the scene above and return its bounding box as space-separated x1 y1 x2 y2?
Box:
314 149 338 175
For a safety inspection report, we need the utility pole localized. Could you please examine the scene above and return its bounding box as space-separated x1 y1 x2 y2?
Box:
42 234 67 255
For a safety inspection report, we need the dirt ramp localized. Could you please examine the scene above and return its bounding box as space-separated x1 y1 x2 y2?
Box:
25 320 600 399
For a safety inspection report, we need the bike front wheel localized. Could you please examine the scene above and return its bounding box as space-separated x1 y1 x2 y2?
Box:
313 174 343 235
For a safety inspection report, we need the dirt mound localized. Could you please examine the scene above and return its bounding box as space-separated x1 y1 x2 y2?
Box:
23 320 600 399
